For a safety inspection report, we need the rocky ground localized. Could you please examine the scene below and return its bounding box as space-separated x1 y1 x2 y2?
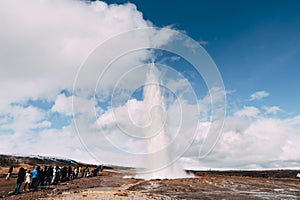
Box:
1 168 300 199
0 154 299 199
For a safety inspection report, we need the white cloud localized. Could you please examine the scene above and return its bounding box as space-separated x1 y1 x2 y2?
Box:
51 93 73 116
198 40 208 46
262 106 281 114
182 114 300 169
284 115 300 127
170 56 181 61
249 90 269 101
196 87 227 123
0 0 299 171
165 77 195 101
0 124 98 164
235 106 260 118
0 105 49 134
0 0 156 110
0 0 174 163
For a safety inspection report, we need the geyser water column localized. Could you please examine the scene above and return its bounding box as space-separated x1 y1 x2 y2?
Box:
73 28 226 180
137 62 192 179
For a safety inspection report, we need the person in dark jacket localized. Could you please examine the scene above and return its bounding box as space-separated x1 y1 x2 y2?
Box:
61 166 67 182
6 165 14 180
67 166 72 180
14 167 25 194
39 167 45 186
45 166 50 186
45 166 53 186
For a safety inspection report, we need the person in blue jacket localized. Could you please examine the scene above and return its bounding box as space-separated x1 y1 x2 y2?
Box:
31 166 39 190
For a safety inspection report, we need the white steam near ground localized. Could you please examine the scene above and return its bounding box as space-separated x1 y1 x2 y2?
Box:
0 0 299 170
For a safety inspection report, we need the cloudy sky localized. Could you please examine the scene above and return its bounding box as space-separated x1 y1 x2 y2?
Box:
0 0 299 170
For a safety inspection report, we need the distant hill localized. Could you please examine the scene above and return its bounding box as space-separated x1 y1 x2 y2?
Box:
189 169 300 179
0 154 132 170
0 154 84 167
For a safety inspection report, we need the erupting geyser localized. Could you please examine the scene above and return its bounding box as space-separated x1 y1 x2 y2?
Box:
136 63 193 180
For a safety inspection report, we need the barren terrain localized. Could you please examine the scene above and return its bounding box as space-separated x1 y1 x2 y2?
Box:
1 169 300 199
0 155 299 199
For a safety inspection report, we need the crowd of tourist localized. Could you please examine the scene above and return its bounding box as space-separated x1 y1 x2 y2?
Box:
6 164 103 195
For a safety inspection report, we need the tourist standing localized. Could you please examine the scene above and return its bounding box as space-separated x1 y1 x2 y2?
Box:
74 167 79 179
31 166 39 190
23 170 31 191
68 166 72 180
85 167 90 177
61 166 67 182
81 167 86 178
45 166 52 186
39 167 45 186
51 166 60 185
51 165 56 184
6 165 13 180
14 167 25 194
78 166 82 178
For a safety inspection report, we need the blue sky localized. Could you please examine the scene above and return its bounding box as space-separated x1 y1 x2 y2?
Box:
103 0 300 116
0 0 300 169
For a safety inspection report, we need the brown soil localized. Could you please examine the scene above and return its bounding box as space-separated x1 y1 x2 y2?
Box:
1 155 299 199
1 169 299 199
